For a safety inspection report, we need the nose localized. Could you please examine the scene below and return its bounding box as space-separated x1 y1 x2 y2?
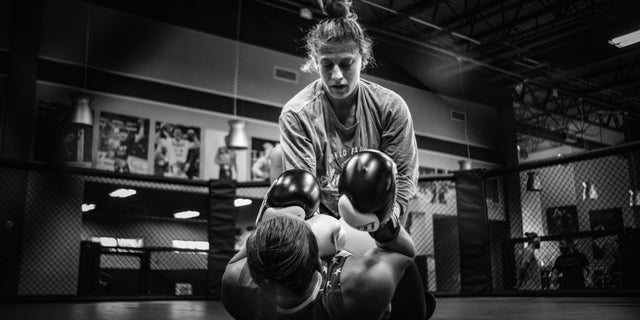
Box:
330 65 343 81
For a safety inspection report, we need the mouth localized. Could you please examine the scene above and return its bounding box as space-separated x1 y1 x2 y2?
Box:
330 85 348 93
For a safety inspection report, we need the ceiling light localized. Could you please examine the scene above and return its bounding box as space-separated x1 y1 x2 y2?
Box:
68 92 94 125
300 7 312 20
109 188 137 198
174 211 200 219
82 203 96 212
609 29 640 48
234 198 252 207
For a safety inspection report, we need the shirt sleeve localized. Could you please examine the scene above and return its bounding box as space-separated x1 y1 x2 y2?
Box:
279 110 316 174
381 94 419 216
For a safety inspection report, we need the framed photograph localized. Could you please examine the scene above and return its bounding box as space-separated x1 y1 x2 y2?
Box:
589 208 622 259
33 101 91 167
96 112 149 174
153 121 201 179
545 205 579 235
419 167 436 177
589 208 623 232
60 123 93 168
250 137 279 181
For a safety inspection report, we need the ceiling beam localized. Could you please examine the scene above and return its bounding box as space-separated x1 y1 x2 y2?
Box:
515 121 609 150
380 0 442 26
435 0 524 35
271 0 640 116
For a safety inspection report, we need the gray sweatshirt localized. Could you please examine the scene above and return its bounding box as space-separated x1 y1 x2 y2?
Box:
279 78 418 217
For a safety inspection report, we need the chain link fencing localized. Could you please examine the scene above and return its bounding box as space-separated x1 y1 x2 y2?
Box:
486 144 640 294
2 142 639 299
407 177 459 294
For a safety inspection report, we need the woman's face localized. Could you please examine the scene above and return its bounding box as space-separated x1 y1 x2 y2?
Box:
315 41 362 101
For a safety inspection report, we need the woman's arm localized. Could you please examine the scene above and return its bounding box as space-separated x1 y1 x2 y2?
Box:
214 147 223 165
279 111 316 173
373 224 415 258
342 246 415 319
221 257 261 320
381 95 419 216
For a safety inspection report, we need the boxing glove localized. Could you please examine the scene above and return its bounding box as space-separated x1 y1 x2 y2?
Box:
338 150 401 243
256 169 321 222
307 214 347 258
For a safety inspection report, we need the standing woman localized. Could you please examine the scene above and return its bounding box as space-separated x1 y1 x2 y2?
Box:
280 0 419 220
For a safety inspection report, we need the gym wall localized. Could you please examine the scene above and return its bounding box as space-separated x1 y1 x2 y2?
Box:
30 0 501 169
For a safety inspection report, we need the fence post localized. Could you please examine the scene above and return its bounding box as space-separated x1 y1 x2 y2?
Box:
207 179 237 299
455 169 491 295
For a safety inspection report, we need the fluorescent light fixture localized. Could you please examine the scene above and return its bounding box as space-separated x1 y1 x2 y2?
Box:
109 188 137 198
172 240 209 250
609 29 640 48
234 198 252 207
82 203 96 212
92 237 117 247
174 210 200 219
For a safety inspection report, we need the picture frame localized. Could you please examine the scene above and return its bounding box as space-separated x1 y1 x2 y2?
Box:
545 205 579 236
250 137 279 181
153 121 201 179
96 112 149 174
589 207 623 259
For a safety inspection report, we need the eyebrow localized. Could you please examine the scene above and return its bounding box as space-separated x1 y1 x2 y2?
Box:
319 57 354 63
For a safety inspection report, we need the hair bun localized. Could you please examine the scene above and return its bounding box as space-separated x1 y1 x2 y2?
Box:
318 0 355 19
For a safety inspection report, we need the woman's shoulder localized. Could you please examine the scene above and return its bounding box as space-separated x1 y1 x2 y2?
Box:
283 79 323 114
360 79 406 105
340 253 399 318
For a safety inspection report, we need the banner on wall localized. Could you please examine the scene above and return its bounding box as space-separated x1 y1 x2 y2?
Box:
250 137 279 181
154 121 201 179
97 112 149 174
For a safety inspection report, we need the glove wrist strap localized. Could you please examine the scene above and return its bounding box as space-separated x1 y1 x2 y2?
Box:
370 206 400 243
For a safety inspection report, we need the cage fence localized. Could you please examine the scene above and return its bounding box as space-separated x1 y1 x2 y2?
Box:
2 142 640 300
487 147 640 293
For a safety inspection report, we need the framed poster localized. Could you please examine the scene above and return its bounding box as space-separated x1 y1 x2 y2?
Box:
154 121 201 179
589 208 623 232
60 123 93 168
589 208 622 259
419 167 436 177
545 206 579 235
96 112 149 174
250 137 279 181
416 180 453 204
202 129 249 181
33 101 91 167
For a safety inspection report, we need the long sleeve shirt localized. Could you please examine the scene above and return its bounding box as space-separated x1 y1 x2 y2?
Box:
279 78 418 217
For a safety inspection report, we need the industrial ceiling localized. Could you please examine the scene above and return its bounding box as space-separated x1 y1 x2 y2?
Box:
266 0 640 154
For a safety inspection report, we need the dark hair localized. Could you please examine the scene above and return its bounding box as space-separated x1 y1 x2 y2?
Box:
302 0 374 72
246 215 320 295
